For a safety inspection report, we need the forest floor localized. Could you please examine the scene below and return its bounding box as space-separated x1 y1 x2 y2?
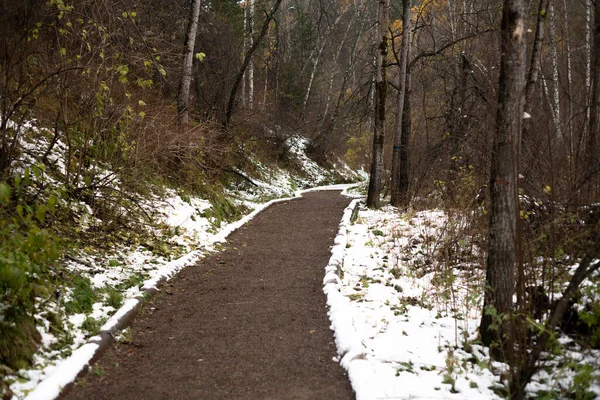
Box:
63 190 355 399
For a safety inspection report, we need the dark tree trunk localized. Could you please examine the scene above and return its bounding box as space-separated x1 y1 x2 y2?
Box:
479 0 526 355
398 59 411 205
390 0 411 208
366 0 390 208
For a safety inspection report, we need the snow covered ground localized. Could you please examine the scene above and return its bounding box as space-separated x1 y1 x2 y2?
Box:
326 201 600 399
6 126 362 399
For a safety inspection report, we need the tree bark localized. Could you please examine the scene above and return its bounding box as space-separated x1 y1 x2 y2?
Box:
177 0 202 127
587 0 600 187
548 4 562 139
366 0 390 209
248 0 255 110
479 0 526 355
390 0 411 208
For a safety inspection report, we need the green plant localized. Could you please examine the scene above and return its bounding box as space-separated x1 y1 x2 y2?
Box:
395 360 416 375
0 174 62 371
81 316 104 336
569 362 598 400
105 287 124 310
64 275 98 314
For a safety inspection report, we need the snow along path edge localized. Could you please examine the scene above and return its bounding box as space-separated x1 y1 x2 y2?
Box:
323 198 377 400
25 183 360 400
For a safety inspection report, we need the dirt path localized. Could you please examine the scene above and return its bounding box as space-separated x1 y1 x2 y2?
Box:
65 191 354 400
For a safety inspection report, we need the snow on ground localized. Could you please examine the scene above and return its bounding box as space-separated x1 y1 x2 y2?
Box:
326 201 600 399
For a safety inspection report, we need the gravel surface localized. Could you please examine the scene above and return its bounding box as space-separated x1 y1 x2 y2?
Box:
65 191 355 399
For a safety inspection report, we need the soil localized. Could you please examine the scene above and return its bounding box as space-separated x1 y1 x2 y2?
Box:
65 191 355 399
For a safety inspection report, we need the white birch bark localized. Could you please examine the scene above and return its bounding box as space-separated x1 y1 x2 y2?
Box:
548 4 562 139
562 0 573 152
242 1 248 109
177 0 202 126
585 0 592 140
248 0 255 110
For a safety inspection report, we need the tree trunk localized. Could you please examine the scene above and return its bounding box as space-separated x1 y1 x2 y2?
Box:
479 0 526 356
562 0 573 155
248 0 255 110
587 0 600 187
523 0 548 122
548 4 562 139
583 0 592 157
390 0 411 208
398 60 411 204
177 0 202 127
242 1 248 109
366 0 390 209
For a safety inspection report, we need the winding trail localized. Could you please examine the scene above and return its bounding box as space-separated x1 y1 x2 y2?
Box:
65 191 354 399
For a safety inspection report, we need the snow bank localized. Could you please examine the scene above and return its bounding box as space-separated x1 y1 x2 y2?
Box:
322 198 378 400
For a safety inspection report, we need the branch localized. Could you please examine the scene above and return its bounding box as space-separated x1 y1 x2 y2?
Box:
406 28 495 69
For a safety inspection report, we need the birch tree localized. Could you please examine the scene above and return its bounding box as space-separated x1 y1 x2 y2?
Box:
177 0 202 126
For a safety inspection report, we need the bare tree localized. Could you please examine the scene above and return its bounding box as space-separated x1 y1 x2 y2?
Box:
366 0 390 208
177 0 202 126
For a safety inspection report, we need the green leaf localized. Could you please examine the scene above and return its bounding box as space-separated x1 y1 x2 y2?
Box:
48 195 57 214
35 205 47 224
23 168 31 186
33 165 42 181
195 52 206 62
0 183 11 204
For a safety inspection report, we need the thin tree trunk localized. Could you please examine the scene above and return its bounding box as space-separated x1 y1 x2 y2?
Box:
366 0 390 208
302 37 327 117
242 1 247 109
223 0 283 128
584 0 592 151
177 0 202 126
548 4 562 138
390 0 411 208
562 0 573 154
479 0 526 357
398 59 411 204
523 0 548 118
248 0 255 110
